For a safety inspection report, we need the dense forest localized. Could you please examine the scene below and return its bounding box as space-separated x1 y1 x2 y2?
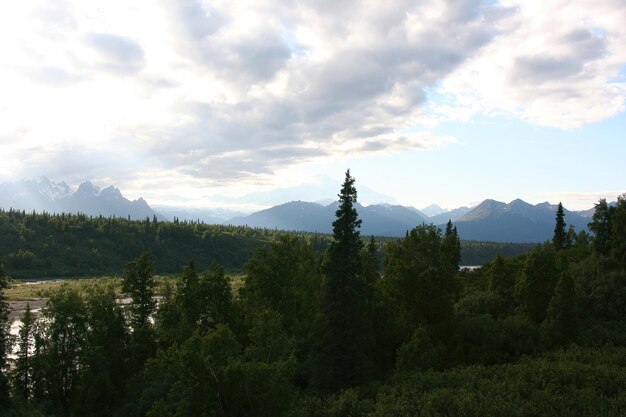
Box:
0 208 532 278
0 172 625 416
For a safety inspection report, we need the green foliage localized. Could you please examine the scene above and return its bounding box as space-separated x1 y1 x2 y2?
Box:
76 284 129 417
443 221 461 268
313 170 374 393
455 290 507 319
553 202 567 250
489 253 515 304
2 188 626 416
242 236 321 341
383 224 458 326
39 285 88 416
245 309 295 364
589 199 613 255
0 258 12 409
12 304 35 402
610 194 626 266
450 315 539 366
140 325 296 417
543 272 579 348
395 326 441 372
515 244 558 323
0 209 312 278
123 253 156 330
459 240 535 265
372 346 626 417
162 261 234 344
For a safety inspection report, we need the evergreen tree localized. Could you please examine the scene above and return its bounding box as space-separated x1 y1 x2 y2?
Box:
553 202 567 250
565 225 577 249
122 253 158 380
314 170 374 392
516 244 558 323
589 199 613 255
122 253 156 330
384 224 458 326
610 194 626 266
489 253 513 302
242 236 320 341
443 221 461 268
43 286 88 416
77 285 129 417
0 258 11 409
544 272 578 347
12 304 35 402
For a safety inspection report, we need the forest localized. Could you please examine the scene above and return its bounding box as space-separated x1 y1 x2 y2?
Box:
0 171 625 417
0 208 532 279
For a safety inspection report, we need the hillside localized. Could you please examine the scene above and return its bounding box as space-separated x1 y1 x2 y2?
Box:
228 201 429 236
450 198 590 243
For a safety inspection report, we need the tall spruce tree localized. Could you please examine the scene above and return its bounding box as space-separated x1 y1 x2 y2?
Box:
12 303 35 402
589 199 613 255
122 253 156 330
553 202 567 250
443 221 461 268
516 244 558 323
122 253 157 376
314 170 373 393
544 272 578 347
0 258 11 408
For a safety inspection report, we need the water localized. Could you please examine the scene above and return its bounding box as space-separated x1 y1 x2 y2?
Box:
460 265 482 271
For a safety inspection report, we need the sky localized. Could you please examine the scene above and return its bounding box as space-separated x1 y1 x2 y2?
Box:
0 0 624 211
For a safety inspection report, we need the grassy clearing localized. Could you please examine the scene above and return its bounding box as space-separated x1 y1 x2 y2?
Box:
6 274 247 301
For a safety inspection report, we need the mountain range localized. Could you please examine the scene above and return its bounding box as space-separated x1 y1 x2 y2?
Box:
228 198 593 242
0 177 156 220
0 177 610 243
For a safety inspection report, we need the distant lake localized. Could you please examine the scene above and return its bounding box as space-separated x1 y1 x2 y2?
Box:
460 265 482 271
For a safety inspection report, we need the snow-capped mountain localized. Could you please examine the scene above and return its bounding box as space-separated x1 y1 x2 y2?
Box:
0 178 157 220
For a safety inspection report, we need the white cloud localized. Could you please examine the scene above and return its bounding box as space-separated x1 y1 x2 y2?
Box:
539 190 625 210
0 0 623 201
431 0 626 129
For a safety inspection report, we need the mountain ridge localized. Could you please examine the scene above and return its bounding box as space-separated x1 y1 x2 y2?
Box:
230 198 596 242
0 177 613 243
0 177 157 220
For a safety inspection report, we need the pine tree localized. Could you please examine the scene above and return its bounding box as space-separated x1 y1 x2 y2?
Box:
589 199 612 255
516 244 558 323
489 253 513 300
122 253 156 330
553 202 567 250
443 221 461 269
12 303 35 401
0 258 11 408
122 253 157 376
610 194 626 266
314 170 373 392
544 272 578 347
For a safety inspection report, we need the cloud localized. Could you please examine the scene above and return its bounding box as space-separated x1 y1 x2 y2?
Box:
87 32 145 74
433 0 626 129
539 190 626 210
0 0 623 196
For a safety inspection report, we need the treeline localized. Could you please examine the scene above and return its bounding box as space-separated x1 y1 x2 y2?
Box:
0 174 624 416
0 209 333 278
0 209 531 279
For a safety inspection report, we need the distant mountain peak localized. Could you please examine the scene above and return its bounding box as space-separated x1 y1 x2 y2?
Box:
453 198 590 242
0 178 157 220
76 181 100 196
100 185 123 199
420 204 447 217
509 198 529 205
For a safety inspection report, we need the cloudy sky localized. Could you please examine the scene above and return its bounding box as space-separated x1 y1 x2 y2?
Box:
0 0 624 211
